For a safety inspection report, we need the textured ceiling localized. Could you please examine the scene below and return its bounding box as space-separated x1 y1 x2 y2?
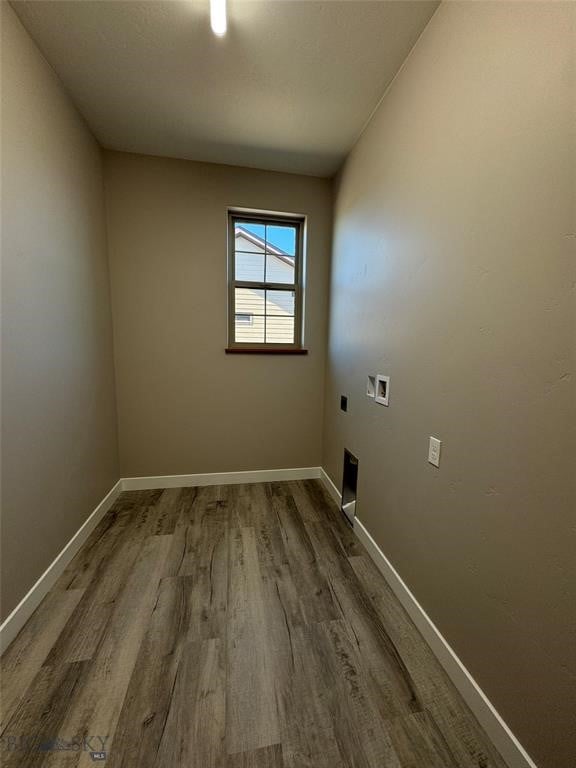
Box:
11 0 439 176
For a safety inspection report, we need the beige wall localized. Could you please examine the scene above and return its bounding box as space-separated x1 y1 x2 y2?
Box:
322 3 575 768
104 151 332 476
1 4 119 620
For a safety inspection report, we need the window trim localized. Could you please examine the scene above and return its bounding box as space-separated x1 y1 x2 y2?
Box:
227 210 305 351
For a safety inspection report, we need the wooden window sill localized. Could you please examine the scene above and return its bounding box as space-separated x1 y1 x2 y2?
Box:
225 347 309 355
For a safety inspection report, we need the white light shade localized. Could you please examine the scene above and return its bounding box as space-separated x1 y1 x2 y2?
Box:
210 0 227 36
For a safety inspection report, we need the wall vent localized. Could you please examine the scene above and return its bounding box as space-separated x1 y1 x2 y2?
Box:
341 449 358 526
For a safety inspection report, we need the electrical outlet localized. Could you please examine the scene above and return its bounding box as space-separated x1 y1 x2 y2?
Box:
428 437 442 467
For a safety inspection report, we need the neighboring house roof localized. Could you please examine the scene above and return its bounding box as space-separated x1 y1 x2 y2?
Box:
235 226 295 268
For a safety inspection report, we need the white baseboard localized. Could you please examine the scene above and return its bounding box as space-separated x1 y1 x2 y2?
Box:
0 480 122 655
320 467 341 505
319 468 537 768
121 466 322 491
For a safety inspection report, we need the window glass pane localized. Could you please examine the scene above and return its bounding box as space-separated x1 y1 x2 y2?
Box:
266 289 295 316
266 225 296 256
235 287 264 315
235 222 265 253
235 252 264 282
236 314 264 343
265 316 295 344
265 254 295 284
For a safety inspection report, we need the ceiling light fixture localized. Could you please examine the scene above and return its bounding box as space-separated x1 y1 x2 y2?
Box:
210 0 227 37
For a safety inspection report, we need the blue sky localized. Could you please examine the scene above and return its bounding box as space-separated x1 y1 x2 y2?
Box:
241 222 295 255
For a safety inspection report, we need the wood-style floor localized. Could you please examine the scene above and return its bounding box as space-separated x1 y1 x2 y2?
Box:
1 480 508 767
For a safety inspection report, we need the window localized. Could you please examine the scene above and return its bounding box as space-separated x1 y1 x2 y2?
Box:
227 211 305 350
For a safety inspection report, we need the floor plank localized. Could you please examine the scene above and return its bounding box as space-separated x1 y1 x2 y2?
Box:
227 743 284 768
45 535 172 768
387 711 458 768
55 506 132 591
164 498 229 640
270 492 339 625
1 661 90 768
156 639 226 768
0 589 84 733
44 532 144 667
226 527 280 755
275 621 348 768
104 577 191 768
305 521 422 720
314 619 401 768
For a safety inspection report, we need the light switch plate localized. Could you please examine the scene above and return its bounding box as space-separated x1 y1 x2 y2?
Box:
428 437 442 467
